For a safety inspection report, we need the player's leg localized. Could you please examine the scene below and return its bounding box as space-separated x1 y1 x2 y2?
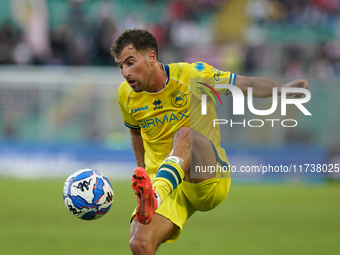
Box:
129 213 178 255
152 126 217 200
171 126 218 182
169 127 231 212
132 127 217 224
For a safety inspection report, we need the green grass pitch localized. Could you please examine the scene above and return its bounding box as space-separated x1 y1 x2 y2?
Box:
0 178 339 255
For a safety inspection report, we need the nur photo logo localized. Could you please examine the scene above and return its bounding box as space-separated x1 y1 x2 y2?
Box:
197 82 312 128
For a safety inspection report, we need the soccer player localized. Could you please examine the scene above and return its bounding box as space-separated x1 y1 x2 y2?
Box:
111 29 309 255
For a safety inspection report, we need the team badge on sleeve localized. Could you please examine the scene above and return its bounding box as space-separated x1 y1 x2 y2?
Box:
194 62 206 72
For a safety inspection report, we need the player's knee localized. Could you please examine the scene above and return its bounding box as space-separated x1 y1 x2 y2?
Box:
173 127 210 155
129 236 154 255
174 126 191 139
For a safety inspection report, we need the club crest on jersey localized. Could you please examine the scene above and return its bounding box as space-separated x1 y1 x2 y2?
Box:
171 91 187 108
153 99 163 110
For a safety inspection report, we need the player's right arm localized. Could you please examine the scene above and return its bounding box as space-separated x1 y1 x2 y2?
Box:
130 128 145 168
118 82 145 168
235 76 309 98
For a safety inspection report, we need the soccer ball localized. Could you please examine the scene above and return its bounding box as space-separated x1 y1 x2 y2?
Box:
63 169 114 220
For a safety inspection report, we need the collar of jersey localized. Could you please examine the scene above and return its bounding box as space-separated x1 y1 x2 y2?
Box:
162 63 170 86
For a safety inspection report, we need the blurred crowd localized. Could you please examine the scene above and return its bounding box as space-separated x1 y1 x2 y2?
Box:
246 0 340 26
1 0 340 78
245 0 340 78
0 0 223 66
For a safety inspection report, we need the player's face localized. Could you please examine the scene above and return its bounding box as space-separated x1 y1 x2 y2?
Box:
115 44 152 92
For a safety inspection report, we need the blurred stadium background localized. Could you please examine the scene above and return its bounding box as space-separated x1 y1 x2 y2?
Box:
0 0 339 254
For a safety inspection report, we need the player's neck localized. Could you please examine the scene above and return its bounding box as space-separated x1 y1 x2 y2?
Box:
145 62 167 93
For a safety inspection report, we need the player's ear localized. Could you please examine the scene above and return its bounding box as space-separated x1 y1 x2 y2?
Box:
147 50 157 66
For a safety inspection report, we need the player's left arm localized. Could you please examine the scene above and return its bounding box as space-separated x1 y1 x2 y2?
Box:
235 75 309 98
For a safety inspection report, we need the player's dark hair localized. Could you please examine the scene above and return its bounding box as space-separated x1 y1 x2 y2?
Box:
111 28 158 58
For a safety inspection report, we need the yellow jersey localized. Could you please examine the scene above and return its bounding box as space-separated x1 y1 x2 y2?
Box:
118 62 237 179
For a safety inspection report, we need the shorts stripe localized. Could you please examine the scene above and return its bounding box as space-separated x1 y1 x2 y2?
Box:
210 141 229 168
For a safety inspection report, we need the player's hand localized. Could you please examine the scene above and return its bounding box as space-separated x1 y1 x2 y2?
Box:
284 79 309 98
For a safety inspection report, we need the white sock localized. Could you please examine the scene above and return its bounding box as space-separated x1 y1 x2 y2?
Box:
154 190 162 209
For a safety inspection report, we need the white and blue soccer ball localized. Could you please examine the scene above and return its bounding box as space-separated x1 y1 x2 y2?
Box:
63 169 114 220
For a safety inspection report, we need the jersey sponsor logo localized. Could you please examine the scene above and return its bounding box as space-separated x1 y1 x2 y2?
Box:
131 105 149 114
153 99 163 110
138 110 189 129
171 91 187 108
211 67 223 81
194 62 206 72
